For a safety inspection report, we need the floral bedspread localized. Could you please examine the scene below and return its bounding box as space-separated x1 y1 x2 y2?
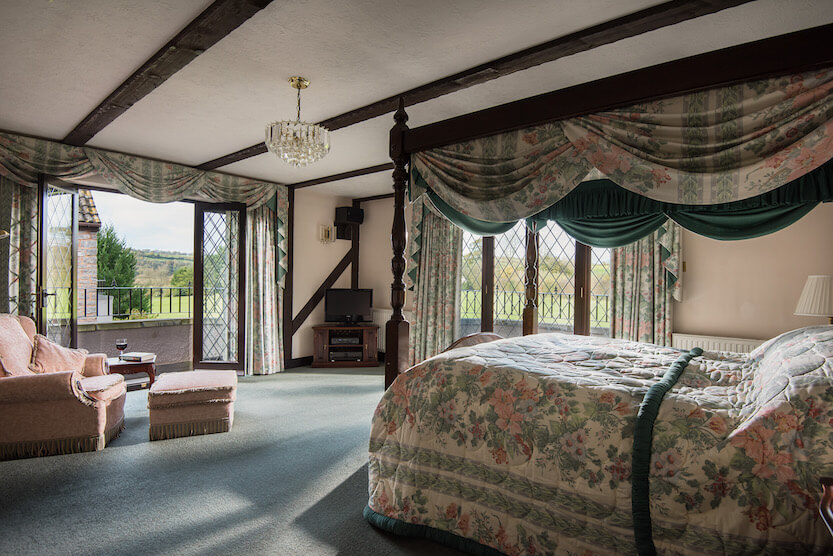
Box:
367 326 833 555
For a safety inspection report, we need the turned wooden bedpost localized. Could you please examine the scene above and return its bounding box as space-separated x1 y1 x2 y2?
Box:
522 224 539 335
385 98 410 389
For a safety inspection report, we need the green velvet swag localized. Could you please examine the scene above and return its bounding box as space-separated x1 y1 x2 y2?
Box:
412 157 833 247
631 347 703 556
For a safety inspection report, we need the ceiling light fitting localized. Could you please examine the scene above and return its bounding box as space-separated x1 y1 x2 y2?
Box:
265 76 330 167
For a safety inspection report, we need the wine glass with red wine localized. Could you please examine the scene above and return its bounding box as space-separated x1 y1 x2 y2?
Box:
116 338 128 358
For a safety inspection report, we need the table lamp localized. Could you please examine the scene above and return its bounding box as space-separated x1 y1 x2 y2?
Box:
795 275 833 325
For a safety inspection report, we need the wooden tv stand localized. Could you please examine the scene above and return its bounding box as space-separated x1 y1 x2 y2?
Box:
312 324 379 367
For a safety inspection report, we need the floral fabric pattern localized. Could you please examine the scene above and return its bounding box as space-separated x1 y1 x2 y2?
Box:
3 177 37 317
368 327 833 554
610 220 681 346
245 205 283 375
0 132 280 208
408 196 462 364
412 67 833 221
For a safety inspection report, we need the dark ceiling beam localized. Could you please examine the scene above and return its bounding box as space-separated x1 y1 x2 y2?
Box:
197 0 753 170
288 163 393 190
63 0 274 146
405 23 833 153
354 192 394 204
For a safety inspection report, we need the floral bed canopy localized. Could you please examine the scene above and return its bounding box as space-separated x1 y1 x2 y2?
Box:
410 66 833 245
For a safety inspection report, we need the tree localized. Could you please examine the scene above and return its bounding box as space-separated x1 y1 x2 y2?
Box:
97 224 149 317
97 224 136 288
170 265 193 288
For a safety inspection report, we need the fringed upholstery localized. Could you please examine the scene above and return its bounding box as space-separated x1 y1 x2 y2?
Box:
149 418 231 441
0 434 104 461
0 416 125 461
105 416 125 444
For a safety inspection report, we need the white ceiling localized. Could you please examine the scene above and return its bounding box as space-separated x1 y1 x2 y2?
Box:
2 0 832 198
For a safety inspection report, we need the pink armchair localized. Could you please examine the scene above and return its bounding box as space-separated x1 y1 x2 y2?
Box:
0 315 126 460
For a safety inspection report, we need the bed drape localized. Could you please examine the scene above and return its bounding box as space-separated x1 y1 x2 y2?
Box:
407 196 462 364
611 220 681 345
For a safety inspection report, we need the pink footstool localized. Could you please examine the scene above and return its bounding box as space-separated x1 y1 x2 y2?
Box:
147 371 237 441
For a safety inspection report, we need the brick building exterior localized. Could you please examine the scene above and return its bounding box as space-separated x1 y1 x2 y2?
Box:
77 190 100 323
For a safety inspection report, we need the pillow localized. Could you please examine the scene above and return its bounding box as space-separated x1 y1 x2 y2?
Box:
29 334 88 374
0 314 35 376
0 354 35 377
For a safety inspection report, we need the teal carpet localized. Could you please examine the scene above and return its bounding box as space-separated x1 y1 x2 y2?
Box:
0 368 464 556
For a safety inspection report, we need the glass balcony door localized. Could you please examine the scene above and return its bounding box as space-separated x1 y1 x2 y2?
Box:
37 176 78 347
193 202 246 369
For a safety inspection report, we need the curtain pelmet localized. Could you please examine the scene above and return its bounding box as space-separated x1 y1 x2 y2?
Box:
413 66 833 222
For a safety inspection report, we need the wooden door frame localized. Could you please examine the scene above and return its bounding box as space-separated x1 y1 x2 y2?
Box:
36 174 79 347
193 201 247 370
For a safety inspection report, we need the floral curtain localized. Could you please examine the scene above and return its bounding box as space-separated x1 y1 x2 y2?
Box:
245 204 283 374
610 220 682 345
408 196 463 364
412 66 833 220
1 177 37 317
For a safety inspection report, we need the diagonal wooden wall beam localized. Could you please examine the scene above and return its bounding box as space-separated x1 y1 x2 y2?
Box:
63 0 274 146
196 0 753 170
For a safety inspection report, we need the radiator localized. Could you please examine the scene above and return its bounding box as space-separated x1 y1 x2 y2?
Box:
371 308 393 352
671 333 764 353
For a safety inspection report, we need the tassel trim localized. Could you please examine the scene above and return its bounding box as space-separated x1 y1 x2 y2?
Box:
0 417 125 461
149 418 231 441
1 434 104 461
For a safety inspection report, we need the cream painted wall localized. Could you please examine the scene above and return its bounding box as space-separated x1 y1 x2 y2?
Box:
291 189 353 357
674 203 833 340
359 197 394 310
358 197 416 313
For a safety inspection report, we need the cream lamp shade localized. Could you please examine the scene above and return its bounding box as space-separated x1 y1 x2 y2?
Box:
794 275 833 324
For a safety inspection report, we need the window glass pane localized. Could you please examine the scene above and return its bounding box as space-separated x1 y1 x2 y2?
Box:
493 221 526 338
459 231 482 337
538 222 576 334
590 247 611 337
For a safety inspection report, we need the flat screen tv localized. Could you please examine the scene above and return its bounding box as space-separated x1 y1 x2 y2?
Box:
325 288 373 323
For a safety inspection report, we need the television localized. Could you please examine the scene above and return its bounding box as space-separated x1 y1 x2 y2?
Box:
325 288 373 324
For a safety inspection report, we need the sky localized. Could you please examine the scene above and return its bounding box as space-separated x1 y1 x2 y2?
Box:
90 191 194 253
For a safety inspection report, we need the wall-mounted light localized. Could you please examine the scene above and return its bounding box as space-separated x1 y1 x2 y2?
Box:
0 229 8 240
318 224 335 244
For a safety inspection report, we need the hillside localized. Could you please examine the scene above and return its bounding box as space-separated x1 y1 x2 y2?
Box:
134 249 192 287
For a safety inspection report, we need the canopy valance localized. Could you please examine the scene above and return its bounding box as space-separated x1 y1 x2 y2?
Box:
411 66 833 225
415 157 833 247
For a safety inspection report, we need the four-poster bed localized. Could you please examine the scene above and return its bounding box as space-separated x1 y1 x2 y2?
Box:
368 24 833 555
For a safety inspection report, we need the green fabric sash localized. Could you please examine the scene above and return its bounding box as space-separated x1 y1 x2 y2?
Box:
631 347 703 556
412 156 833 246
363 505 503 555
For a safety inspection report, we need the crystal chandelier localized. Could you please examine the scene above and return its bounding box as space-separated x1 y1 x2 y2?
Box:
265 76 330 167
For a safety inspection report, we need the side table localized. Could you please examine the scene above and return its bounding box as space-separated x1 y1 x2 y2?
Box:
106 355 157 389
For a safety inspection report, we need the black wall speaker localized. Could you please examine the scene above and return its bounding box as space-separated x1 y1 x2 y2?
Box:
334 206 364 225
